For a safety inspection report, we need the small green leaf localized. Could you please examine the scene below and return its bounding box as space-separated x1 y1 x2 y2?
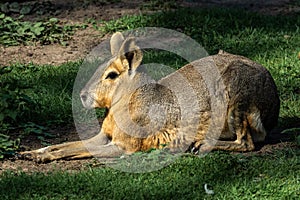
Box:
7 111 17 121
33 22 43 28
281 128 300 134
20 6 32 15
49 18 58 23
0 133 9 140
31 26 45 36
296 135 300 146
9 2 20 13
0 113 4 121
0 3 9 13
0 13 5 19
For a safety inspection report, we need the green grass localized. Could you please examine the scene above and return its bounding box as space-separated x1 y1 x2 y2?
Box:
0 62 80 125
1 150 299 199
0 7 300 199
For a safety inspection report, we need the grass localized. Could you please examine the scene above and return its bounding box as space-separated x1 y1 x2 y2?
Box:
0 6 299 200
0 150 299 199
0 62 80 156
0 62 80 125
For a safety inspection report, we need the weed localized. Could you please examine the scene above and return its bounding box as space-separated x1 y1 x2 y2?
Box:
21 122 54 146
0 1 55 15
0 13 80 46
0 83 38 131
0 62 79 157
0 62 80 125
0 133 19 159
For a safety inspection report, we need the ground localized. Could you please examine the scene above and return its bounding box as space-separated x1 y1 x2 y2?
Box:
0 0 299 66
0 0 299 174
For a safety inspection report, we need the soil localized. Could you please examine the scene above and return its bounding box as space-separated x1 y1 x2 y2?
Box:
0 0 299 174
0 0 299 66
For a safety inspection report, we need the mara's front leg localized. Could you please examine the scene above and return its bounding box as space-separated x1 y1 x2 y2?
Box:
19 133 125 163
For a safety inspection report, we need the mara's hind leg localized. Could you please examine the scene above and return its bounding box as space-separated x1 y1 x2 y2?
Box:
199 106 266 152
201 120 255 152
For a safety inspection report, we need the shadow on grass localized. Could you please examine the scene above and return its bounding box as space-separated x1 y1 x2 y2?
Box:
102 7 299 57
264 116 300 140
1 148 299 199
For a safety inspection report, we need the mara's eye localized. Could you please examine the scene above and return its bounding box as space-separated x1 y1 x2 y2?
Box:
105 72 119 80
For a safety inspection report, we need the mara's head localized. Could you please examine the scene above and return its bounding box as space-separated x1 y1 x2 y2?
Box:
80 32 143 109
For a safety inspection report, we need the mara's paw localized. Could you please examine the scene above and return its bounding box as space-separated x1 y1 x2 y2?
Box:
190 140 212 154
18 147 53 163
190 140 217 154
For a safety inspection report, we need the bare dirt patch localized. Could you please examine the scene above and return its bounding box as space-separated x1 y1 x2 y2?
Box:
0 0 146 66
0 0 299 66
0 0 299 174
0 27 106 66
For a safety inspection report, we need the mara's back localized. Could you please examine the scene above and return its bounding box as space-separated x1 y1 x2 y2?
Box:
158 50 279 150
212 51 280 133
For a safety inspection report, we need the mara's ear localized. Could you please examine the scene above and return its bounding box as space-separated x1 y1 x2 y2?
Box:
110 32 125 56
118 37 143 72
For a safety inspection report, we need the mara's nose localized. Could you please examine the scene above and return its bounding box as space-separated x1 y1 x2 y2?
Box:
80 91 95 109
80 91 88 102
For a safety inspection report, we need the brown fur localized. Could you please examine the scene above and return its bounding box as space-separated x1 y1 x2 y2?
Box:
20 33 280 162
